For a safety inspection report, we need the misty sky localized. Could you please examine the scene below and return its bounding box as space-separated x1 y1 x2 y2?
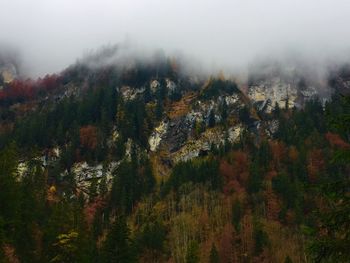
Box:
1 0 350 77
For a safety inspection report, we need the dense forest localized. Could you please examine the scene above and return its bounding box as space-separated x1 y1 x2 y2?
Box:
0 57 349 263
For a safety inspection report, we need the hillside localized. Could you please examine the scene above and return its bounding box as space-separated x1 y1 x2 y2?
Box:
0 55 349 263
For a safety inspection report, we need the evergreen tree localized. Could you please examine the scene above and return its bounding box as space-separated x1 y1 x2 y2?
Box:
284 255 293 263
99 176 108 197
101 216 133 263
232 200 242 232
253 220 269 256
88 173 98 202
220 100 228 123
209 243 219 263
208 109 216 128
0 144 20 246
186 241 199 263
309 96 350 263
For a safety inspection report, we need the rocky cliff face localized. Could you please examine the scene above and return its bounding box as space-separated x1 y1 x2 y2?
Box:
0 63 17 87
247 65 326 114
0 48 20 87
10 59 347 191
143 79 251 167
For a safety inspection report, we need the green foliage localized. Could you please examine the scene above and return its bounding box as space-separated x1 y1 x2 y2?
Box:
209 243 219 263
0 144 20 245
257 140 271 171
101 216 134 263
109 154 155 214
208 109 216 128
284 255 293 263
276 98 326 145
155 81 167 121
1 62 350 263
162 157 221 195
247 160 264 194
232 200 242 232
88 173 99 202
307 95 350 262
50 231 79 263
137 220 166 253
186 241 200 263
219 100 228 123
200 78 239 100
194 119 205 139
253 220 269 256
308 175 350 262
238 106 252 125
272 173 298 209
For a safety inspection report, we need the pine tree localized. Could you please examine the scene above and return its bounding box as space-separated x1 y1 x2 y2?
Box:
232 200 242 232
0 144 20 244
186 241 199 263
253 220 269 256
284 255 293 263
208 109 216 128
209 243 219 263
88 173 98 202
101 216 133 263
220 100 228 123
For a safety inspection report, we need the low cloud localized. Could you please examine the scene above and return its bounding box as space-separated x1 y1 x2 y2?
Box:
1 0 350 78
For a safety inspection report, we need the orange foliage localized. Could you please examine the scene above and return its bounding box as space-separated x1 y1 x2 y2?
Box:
226 151 250 185
269 141 286 168
219 151 249 194
47 185 59 203
265 187 281 221
168 92 196 118
288 146 299 162
307 149 325 183
2 244 20 263
325 132 350 149
80 125 98 150
218 223 234 263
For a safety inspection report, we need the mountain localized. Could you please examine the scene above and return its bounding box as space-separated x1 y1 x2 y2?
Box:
0 54 349 263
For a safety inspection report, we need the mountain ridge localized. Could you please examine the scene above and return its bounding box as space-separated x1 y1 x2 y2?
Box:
0 53 349 263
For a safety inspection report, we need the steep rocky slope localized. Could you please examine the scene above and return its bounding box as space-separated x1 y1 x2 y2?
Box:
1 54 350 263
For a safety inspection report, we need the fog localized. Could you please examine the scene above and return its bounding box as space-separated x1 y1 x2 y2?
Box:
1 0 350 77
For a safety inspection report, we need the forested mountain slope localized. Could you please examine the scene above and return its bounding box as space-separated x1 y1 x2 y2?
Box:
0 53 349 263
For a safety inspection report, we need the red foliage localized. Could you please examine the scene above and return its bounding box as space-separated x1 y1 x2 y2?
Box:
80 125 98 150
269 141 286 168
220 160 234 180
228 151 250 184
84 197 106 226
266 170 278 180
37 74 61 91
325 132 350 150
219 151 249 194
218 224 234 263
0 74 60 103
0 79 35 101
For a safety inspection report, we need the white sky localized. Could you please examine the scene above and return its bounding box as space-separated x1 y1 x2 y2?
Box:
1 0 350 77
